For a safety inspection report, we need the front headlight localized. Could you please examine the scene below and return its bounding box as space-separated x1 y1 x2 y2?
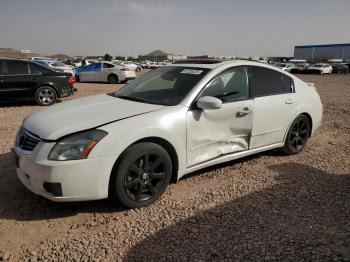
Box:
48 129 108 161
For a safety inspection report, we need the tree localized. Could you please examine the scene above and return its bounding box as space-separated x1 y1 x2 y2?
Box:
104 53 112 61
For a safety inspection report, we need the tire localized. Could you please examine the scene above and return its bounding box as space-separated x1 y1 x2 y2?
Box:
108 74 119 84
34 86 57 106
282 115 311 155
110 142 172 208
76 75 80 82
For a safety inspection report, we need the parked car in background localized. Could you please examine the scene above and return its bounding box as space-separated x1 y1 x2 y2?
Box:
14 60 322 208
150 62 163 69
75 62 135 84
34 60 75 75
308 63 332 74
31 57 52 61
121 61 142 72
141 61 151 69
290 63 310 74
81 59 99 67
331 63 349 74
276 63 294 72
0 58 75 105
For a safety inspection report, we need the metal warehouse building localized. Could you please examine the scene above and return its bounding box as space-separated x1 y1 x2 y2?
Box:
294 43 350 61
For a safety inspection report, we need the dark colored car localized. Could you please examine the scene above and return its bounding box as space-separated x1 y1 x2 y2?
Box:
290 63 310 74
0 59 75 106
331 64 349 74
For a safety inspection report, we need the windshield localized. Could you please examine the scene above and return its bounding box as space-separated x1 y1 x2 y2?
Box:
111 66 210 106
313 64 323 67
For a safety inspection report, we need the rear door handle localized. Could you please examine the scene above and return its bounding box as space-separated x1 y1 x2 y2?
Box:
285 99 294 104
236 107 252 117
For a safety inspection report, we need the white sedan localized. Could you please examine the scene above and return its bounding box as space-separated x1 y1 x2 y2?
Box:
75 62 136 84
14 60 322 208
121 61 142 72
308 63 333 74
276 63 294 72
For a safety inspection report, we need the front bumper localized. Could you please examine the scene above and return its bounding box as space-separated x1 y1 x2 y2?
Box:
13 144 116 202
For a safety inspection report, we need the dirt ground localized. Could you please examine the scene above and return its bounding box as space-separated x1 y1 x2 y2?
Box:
0 73 349 261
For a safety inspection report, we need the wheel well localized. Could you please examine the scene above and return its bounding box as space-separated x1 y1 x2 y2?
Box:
108 137 179 197
35 84 58 96
108 74 118 80
301 113 313 137
131 137 179 183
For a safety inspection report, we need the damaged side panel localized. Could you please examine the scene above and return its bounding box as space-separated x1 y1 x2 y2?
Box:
186 100 254 167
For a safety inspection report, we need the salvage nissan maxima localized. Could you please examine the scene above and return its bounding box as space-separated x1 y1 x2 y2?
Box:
13 60 323 208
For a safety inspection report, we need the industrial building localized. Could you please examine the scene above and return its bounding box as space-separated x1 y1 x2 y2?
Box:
294 43 350 61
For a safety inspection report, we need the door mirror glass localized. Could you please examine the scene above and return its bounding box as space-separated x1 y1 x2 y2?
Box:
197 96 222 110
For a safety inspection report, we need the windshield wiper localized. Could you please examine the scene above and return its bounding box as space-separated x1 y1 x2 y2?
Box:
115 95 148 103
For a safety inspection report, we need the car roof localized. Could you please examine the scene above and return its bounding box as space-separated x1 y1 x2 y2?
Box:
168 60 278 70
0 58 31 61
35 60 54 64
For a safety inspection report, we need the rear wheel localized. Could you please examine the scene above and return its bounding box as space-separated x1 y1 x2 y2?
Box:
282 115 311 155
108 74 119 84
34 86 57 106
111 142 172 208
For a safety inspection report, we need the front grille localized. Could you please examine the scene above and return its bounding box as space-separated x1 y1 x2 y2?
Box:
17 128 40 152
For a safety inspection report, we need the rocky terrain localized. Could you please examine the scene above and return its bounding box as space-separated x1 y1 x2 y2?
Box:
0 74 349 261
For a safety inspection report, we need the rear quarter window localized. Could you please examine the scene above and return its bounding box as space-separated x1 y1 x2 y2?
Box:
249 66 293 97
29 63 49 74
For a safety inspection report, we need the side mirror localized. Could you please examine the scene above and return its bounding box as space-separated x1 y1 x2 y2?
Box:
196 96 222 110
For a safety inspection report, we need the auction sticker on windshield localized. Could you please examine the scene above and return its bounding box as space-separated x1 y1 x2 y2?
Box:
180 69 204 75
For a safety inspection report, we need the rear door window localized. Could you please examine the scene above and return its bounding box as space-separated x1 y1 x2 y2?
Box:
249 66 293 97
6 60 30 75
0 61 3 75
103 63 114 68
29 63 48 74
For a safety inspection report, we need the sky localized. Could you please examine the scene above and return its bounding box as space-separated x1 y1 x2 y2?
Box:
0 0 349 57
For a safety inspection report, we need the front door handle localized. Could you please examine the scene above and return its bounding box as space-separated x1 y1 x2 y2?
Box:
285 99 294 104
236 107 252 117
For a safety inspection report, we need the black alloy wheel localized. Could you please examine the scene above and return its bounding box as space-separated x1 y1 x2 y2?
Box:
282 115 310 155
111 143 172 208
34 86 57 106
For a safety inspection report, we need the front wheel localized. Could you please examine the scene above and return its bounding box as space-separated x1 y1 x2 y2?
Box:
110 142 172 208
282 115 311 155
34 86 57 106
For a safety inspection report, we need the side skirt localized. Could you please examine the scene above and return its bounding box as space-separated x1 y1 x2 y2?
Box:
178 142 284 180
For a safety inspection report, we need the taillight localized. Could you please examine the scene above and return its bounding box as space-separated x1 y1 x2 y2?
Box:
68 76 76 84
120 68 129 71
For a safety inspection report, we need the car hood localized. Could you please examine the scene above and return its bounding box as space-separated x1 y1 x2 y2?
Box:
23 94 164 140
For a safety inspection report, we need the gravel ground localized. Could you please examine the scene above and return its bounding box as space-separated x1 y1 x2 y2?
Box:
0 73 349 261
